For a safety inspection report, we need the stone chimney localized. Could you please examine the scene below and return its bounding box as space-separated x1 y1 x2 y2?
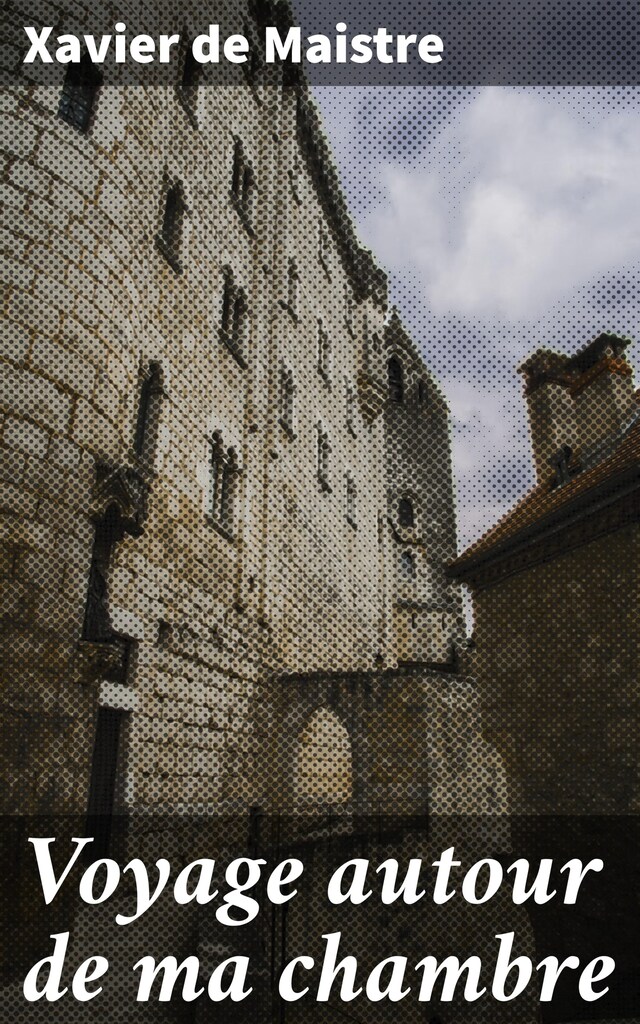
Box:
520 334 636 484
519 349 578 483
569 335 636 452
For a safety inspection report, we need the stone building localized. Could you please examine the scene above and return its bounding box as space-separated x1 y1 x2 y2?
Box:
449 333 639 817
449 335 640 1021
383 311 462 667
0 6 532 1017
0 0 498 835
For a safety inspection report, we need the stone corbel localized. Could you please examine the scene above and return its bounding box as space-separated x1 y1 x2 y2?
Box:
70 640 129 687
89 461 150 536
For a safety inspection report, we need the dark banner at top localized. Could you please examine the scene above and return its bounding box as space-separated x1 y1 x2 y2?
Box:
3 0 640 87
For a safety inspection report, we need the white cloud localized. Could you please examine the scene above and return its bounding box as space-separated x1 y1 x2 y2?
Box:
312 87 640 547
359 88 640 320
441 375 534 548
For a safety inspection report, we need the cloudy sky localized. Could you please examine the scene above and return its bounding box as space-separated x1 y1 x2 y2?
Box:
312 86 640 549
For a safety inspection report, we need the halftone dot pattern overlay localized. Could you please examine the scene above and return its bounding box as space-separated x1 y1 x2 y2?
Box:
3 0 640 86
1 2 639 1021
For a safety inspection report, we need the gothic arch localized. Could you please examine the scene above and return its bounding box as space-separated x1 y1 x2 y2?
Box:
292 707 354 811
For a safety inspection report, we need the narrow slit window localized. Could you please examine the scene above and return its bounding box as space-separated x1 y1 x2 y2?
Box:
346 384 357 436
388 357 404 403
133 362 162 464
279 366 296 437
210 434 238 536
346 474 357 528
287 258 299 318
85 706 126 858
219 450 237 533
232 291 248 349
231 140 255 231
398 497 415 529
318 322 331 383
82 505 124 643
158 182 185 272
317 427 331 492
58 53 102 132
319 224 331 275
220 269 249 366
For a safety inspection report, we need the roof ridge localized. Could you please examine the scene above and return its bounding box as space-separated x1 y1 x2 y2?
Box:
450 416 640 573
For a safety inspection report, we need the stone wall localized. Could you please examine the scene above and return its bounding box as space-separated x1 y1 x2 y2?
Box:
383 312 464 666
0 0 492 858
472 523 639 814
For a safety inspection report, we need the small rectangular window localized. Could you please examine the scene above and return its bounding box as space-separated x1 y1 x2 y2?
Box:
345 474 357 529
220 268 249 367
156 182 185 273
133 362 163 465
346 383 357 436
289 159 302 204
318 322 331 385
210 434 238 537
317 426 331 492
58 54 102 133
398 497 415 529
400 550 417 580
286 258 299 320
279 366 296 438
388 357 404 403
231 139 255 234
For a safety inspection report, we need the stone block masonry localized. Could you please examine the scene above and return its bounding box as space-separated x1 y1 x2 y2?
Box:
1 0 496 841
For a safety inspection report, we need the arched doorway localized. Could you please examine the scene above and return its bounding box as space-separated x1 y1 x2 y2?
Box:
293 708 353 812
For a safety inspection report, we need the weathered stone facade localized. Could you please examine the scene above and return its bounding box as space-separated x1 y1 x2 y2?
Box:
0 10 536 1019
8 9 624 1022
0 1 489 830
383 312 463 667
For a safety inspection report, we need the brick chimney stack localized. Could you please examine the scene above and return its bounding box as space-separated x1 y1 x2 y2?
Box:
519 334 636 484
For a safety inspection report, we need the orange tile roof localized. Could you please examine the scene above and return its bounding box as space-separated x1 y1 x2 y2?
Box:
450 417 640 574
